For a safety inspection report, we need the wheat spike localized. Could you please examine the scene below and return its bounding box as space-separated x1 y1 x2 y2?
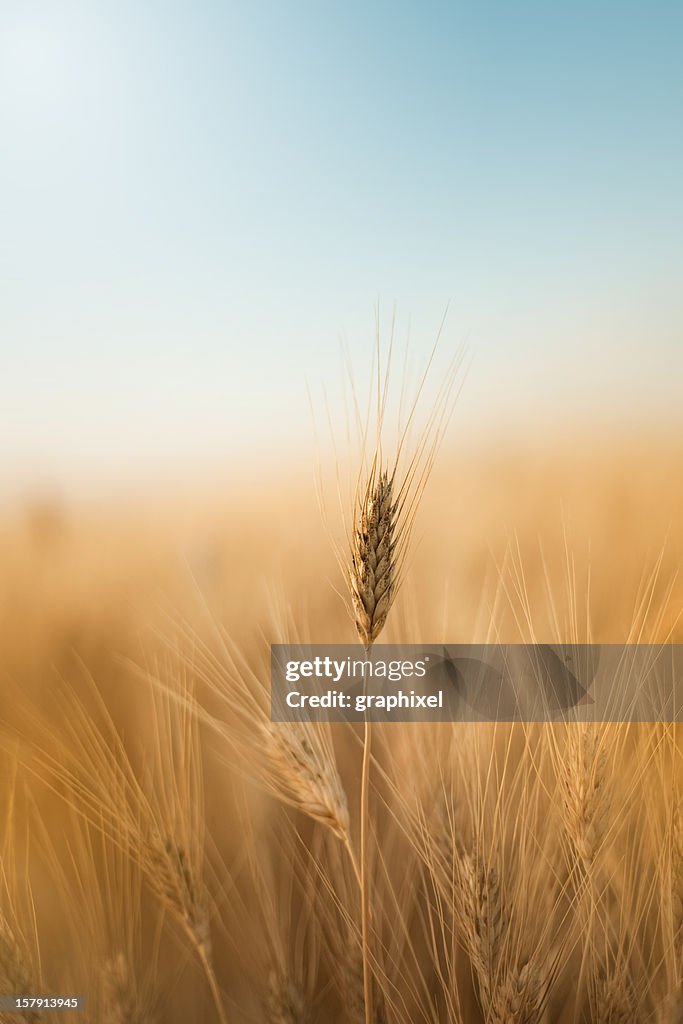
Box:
593 965 638 1024
262 721 351 842
453 850 506 1010
147 835 211 957
562 728 610 869
100 953 156 1024
488 961 544 1024
264 968 307 1024
350 470 396 646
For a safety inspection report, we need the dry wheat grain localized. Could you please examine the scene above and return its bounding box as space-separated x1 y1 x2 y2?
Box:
100 953 157 1024
350 469 396 646
262 722 351 843
593 964 638 1024
454 850 506 1005
487 960 544 1024
561 728 611 870
264 968 307 1024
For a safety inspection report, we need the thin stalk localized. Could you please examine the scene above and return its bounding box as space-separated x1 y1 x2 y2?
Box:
360 642 373 1024
194 936 229 1024
360 717 373 1024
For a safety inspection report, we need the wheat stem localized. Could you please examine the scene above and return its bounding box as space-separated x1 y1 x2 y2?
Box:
360 713 373 1024
350 468 397 1023
195 941 229 1024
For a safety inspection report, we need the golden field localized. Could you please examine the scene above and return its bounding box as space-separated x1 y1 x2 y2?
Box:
0 434 681 1023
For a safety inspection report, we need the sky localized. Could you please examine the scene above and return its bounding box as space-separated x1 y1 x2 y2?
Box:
1 1 682 493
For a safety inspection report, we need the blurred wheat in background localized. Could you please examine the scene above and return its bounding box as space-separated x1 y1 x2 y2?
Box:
0 340 681 1024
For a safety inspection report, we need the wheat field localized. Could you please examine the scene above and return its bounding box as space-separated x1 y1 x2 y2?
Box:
0 434 681 1023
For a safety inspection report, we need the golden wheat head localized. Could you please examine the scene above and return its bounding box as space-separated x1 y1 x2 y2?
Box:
263 721 351 842
350 469 396 647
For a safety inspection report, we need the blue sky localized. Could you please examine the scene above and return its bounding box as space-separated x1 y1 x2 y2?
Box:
2 1 682 489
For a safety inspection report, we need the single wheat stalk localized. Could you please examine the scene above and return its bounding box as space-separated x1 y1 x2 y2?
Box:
348 444 449 1020
350 467 398 1024
341 327 460 1024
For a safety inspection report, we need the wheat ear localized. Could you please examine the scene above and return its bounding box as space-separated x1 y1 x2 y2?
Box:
100 953 157 1024
561 727 611 873
487 960 544 1024
593 965 638 1024
262 721 351 844
265 969 307 1024
350 469 396 646
453 850 506 1012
